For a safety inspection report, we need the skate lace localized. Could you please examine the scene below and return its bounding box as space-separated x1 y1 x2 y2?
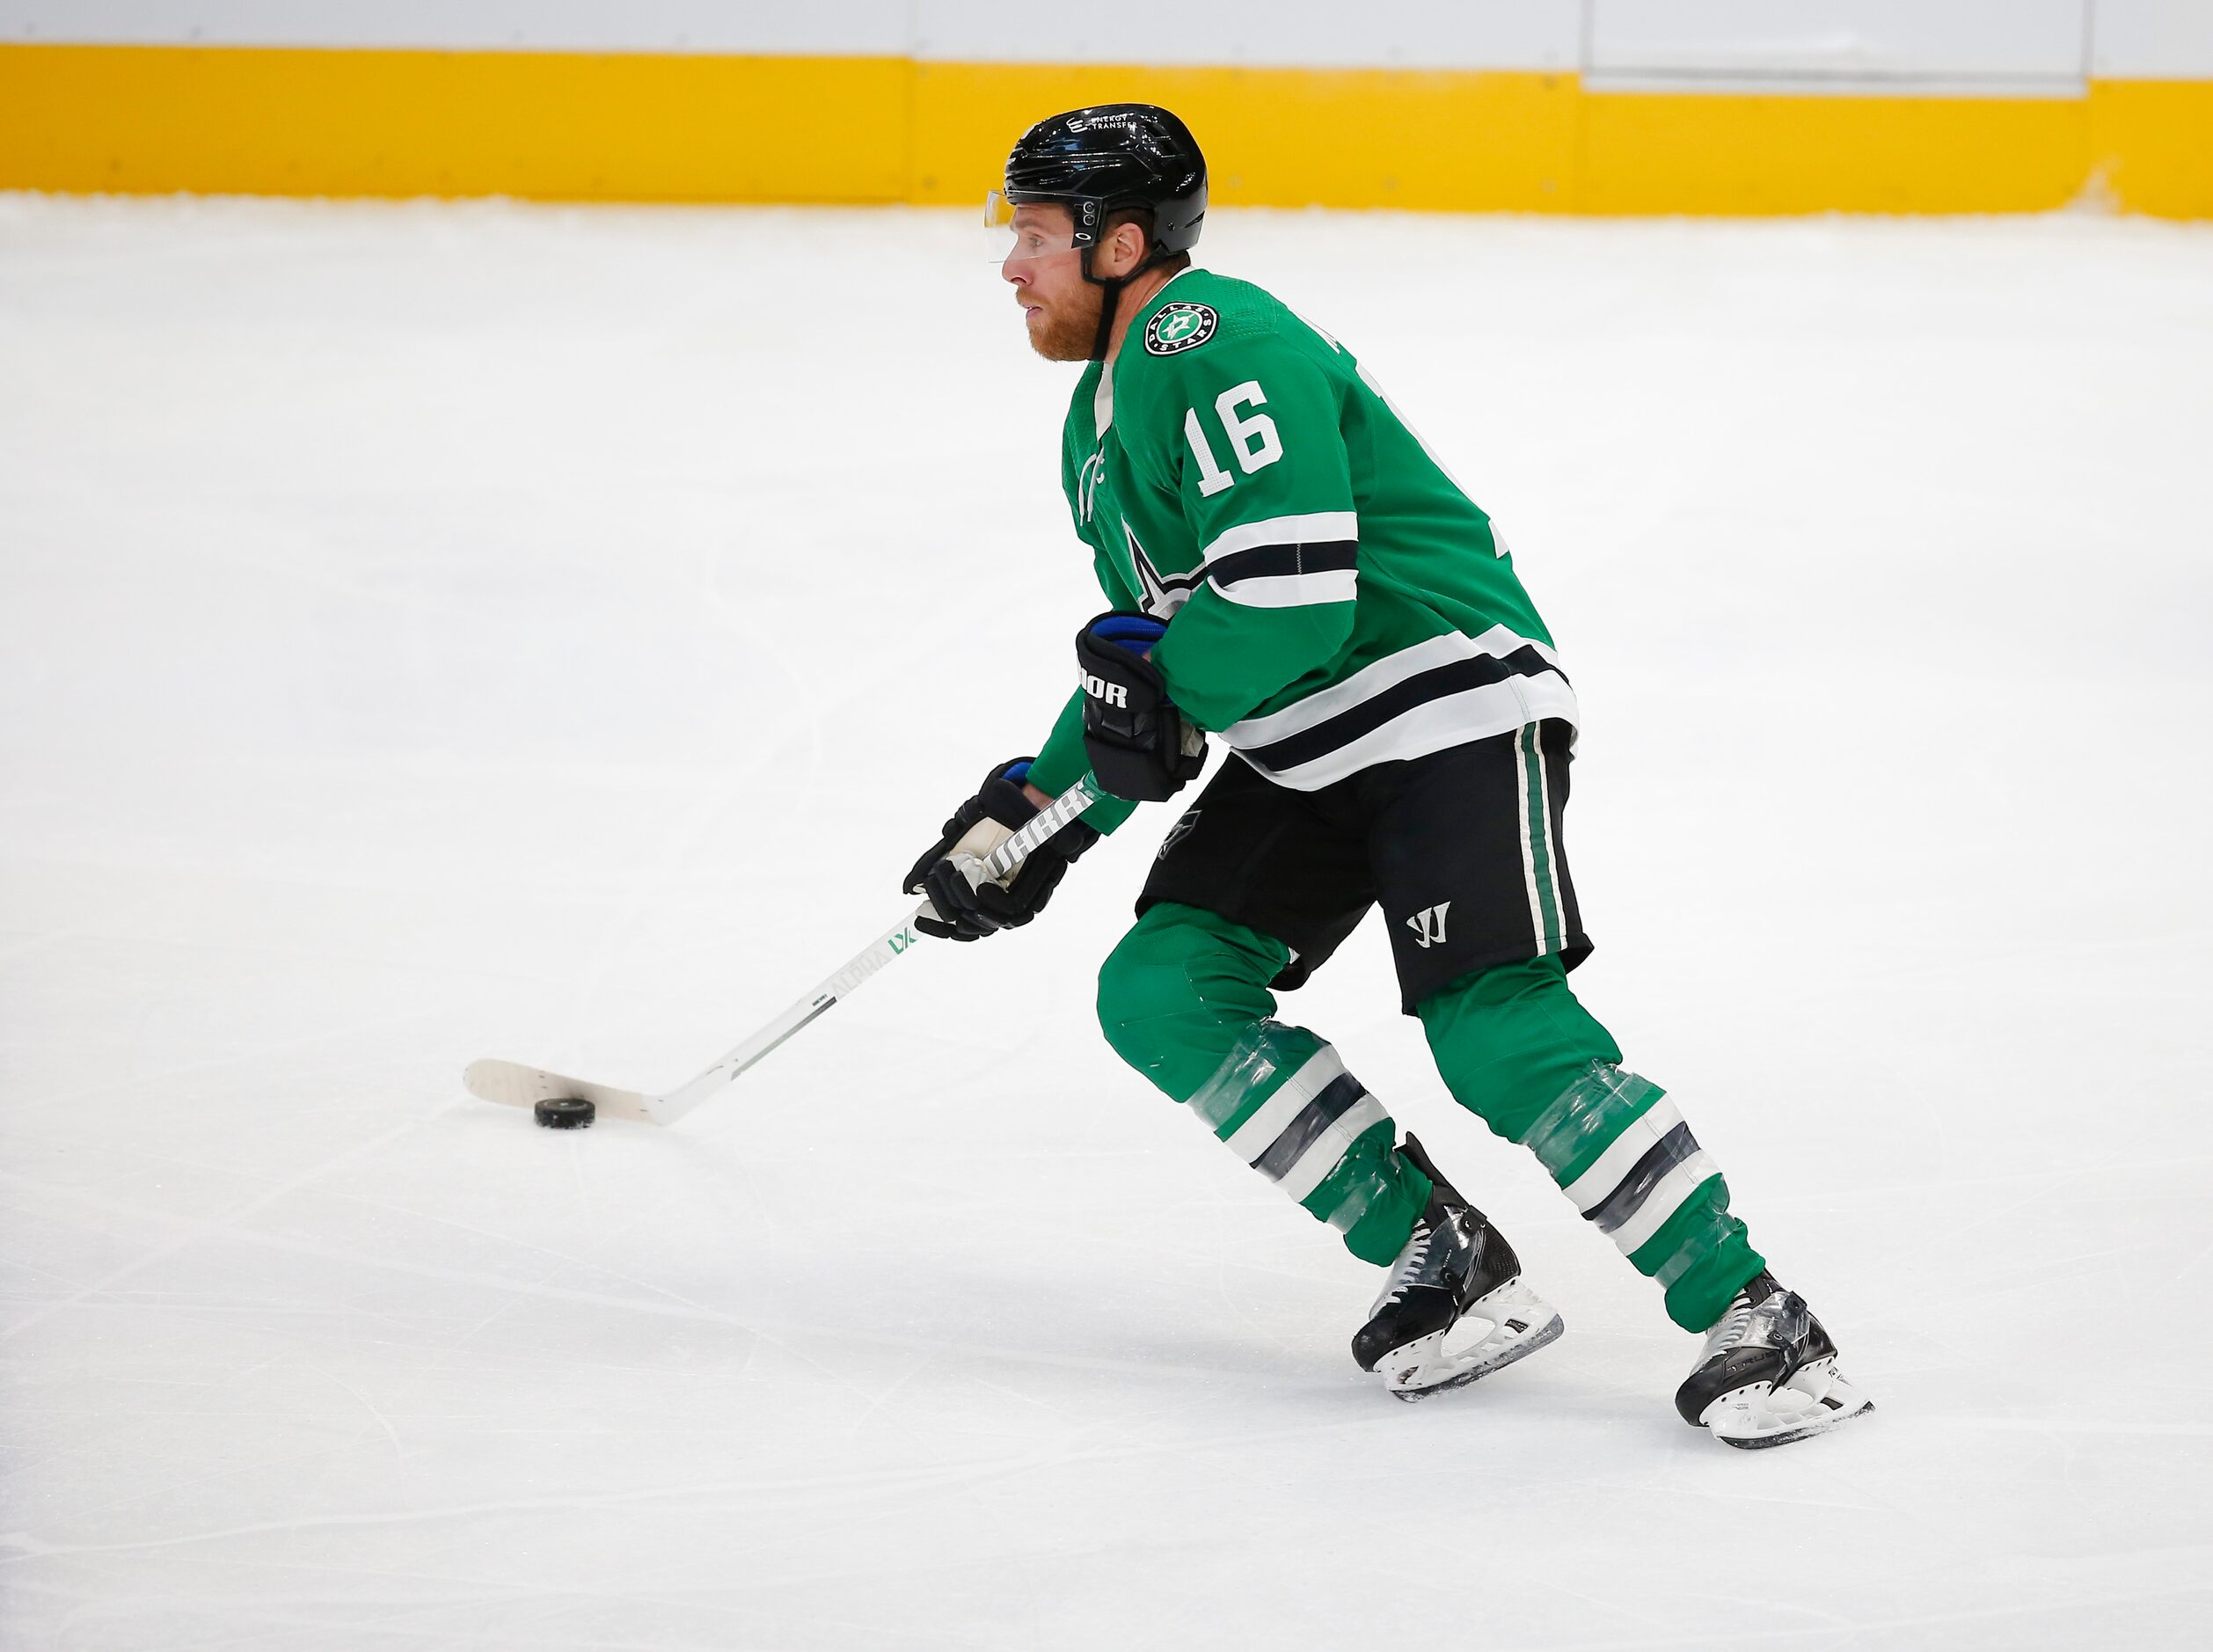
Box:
1377 1221 1435 1309
1705 1290 1756 1357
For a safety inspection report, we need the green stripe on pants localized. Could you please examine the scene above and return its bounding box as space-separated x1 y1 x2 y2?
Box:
1519 724 1561 954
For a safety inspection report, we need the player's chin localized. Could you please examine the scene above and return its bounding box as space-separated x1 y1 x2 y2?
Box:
1025 311 1091 362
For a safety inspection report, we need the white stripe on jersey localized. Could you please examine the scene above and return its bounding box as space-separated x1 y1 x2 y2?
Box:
1234 673 1579 792
1223 626 1563 747
1213 567 1360 608
1197 511 1360 568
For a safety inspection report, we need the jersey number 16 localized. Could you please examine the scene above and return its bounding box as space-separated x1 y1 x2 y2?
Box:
1184 380 1282 499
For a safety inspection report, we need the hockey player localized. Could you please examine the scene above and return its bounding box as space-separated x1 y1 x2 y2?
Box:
904 105 1872 1448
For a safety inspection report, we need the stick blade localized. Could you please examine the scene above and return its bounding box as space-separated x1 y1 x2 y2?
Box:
463 1059 662 1125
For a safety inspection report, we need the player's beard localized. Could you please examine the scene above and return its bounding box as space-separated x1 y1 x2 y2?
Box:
1026 282 1103 362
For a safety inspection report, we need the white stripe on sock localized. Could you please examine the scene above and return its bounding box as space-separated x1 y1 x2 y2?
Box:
1606 1151 1723 1257
1220 1045 1346 1162
1277 1094 1391 1205
1558 1097 1687 1214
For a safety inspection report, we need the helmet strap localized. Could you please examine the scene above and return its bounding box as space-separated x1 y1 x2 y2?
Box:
1080 243 1122 363
1089 281 1123 363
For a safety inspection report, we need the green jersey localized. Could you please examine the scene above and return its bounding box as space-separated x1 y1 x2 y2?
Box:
1026 267 1575 820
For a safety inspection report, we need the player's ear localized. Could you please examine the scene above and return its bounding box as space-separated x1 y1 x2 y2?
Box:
1109 218 1150 277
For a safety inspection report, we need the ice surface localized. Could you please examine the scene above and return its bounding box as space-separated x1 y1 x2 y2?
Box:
3 194 2209 1649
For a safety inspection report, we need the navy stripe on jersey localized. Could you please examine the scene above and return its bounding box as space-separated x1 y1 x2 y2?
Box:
1238 645 1567 775
1197 511 1361 610
1209 540 1358 586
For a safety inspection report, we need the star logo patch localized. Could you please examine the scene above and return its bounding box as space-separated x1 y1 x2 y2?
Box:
1144 303 1218 356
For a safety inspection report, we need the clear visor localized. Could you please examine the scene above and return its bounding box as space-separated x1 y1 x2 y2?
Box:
986 190 1077 263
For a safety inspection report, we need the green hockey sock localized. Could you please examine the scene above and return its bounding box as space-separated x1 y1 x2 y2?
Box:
1418 956 1763 1332
1098 903 1430 1266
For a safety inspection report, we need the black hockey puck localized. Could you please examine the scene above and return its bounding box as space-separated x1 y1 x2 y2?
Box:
533 1095 595 1129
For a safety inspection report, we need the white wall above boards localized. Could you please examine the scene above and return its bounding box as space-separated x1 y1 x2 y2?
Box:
0 1 914 52
11 0 2209 84
2092 0 2213 77
0 0 1593 69
1585 0 2092 94
907 0 1583 69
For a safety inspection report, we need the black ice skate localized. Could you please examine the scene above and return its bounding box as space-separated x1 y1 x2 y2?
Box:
1352 1136 1564 1401
1675 1270 1873 1449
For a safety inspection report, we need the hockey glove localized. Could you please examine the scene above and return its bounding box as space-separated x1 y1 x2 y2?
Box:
904 757 1099 942
1076 612 1207 804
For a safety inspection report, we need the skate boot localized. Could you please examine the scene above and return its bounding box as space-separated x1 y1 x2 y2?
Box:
1352 1135 1564 1401
1676 1270 1873 1449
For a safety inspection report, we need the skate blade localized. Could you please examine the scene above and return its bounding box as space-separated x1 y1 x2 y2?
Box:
1384 1286 1566 1403
1705 1359 1874 1449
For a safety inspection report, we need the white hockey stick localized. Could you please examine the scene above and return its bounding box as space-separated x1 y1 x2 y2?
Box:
463 777 1104 1128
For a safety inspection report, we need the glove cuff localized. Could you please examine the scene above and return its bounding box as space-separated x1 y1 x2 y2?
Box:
976 758 1042 832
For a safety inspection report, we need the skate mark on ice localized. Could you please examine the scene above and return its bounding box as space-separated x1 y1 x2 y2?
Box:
2 1173 1257 1391
557 543 828 1044
308 1364 405 1459
0 1115 434 1344
0 1453 1075 1564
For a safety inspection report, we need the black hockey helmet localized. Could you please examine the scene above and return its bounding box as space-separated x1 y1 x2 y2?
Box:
991 104 1207 360
998 104 1208 264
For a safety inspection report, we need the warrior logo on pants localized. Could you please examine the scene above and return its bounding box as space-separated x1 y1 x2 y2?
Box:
1406 903 1450 948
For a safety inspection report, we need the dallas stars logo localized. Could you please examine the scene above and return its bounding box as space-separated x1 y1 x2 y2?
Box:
1123 520 1199 618
1157 809 1202 860
1144 303 1218 356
